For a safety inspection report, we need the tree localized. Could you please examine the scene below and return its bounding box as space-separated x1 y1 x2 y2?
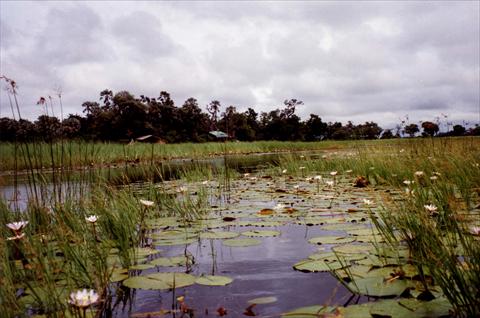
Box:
421 121 439 137
305 114 327 141
452 124 466 136
206 100 221 130
281 99 303 119
404 124 419 137
381 129 394 139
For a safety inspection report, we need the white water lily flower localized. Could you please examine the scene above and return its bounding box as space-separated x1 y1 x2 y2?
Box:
6 221 29 232
405 188 415 196
293 185 300 189
305 177 312 181
363 199 373 206
314 175 322 181
325 180 335 187
202 180 209 185
330 171 338 176
345 170 353 174
274 203 285 211
424 204 438 215
470 226 480 236
243 173 250 178
403 180 414 185
414 171 424 177
177 186 188 193
139 199 154 207
430 176 438 181
85 215 98 223
282 169 287 174
299 166 306 170
399 149 405 153
321 155 327 159
69 289 99 308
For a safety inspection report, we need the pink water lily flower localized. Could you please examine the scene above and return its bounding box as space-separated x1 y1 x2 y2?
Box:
6 221 29 232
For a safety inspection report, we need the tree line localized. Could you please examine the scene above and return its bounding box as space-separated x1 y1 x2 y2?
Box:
0 89 477 142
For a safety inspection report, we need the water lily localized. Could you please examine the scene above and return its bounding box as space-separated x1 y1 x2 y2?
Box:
470 226 480 236
403 180 414 185
293 185 300 190
424 204 438 215
325 180 335 187
139 199 155 207
314 175 322 180
282 169 287 174
430 176 438 181
330 171 338 176
243 173 250 178
6 221 29 232
85 215 98 223
177 186 188 193
363 199 373 206
274 203 285 211
69 289 99 308
345 170 353 174
405 188 415 197
202 180 209 185
414 171 424 177
299 166 305 170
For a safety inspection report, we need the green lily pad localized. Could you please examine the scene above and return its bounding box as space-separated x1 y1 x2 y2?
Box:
369 298 452 318
147 272 196 289
282 305 335 317
347 276 409 297
241 230 281 237
129 263 155 270
335 303 373 318
247 296 278 304
308 236 355 245
150 255 191 267
332 244 373 254
293 259 346 272
123 276 170 290
223 238 262 247
153 238 197 246
199 231 239 239
195 275 233 286
130 247 160 258
321 223 366 231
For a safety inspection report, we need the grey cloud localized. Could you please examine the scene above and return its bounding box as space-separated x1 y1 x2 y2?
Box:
111 11 176 59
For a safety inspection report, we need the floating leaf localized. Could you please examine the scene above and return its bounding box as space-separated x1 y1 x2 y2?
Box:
281 305 335 317
150 256 191 267
200 231 239 239
247 296 277 304
241 230 281 237
147 272 196 289
258 208 275 215
332 244 373 254
195 275 233 286
153 238 196 246
223 238 262 247
123 276 170 290
347 276 408 297
293 259 346 272
129 263 155 270
308 236 355 245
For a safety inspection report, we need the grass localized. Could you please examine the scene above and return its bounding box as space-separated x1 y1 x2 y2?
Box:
1 136 479 317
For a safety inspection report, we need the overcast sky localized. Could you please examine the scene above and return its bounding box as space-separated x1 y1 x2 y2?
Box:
1 1 479 130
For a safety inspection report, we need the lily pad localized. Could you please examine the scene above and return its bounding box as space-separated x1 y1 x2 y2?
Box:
247 296 278 304
199 231 239 239
241 230 281 237
332 244 373 254
129 263 155 270
223 238 262 247
282 305 335 317
293 259 346 272
369 298 452 318
147 272 196 289
308 236 355 245
150 256 191 267
347 276 409 297
153 238 197 246
123 276 170 290
195 275 233 286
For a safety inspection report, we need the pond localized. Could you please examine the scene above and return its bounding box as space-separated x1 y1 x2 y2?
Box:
107 175 378 317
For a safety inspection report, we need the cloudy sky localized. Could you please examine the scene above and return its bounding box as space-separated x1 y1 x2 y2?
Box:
1 1 479 129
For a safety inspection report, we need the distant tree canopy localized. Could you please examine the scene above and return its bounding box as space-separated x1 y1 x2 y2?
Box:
0 88 476 142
